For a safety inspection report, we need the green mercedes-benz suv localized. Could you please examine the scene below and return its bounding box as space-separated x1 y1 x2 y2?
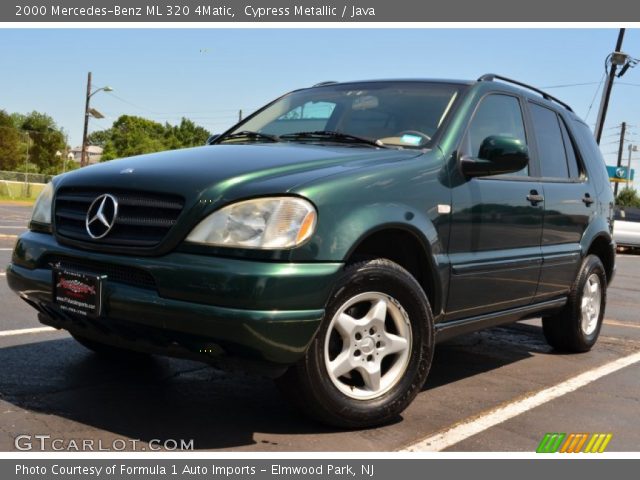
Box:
7 74 615 428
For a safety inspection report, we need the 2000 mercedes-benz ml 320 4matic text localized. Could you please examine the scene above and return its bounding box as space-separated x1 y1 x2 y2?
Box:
7 75 616 428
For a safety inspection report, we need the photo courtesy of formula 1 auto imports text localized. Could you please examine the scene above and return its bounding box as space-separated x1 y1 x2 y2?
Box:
0 0 639 478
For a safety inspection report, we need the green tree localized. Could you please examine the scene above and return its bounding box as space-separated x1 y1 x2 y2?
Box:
169 118 210 148
93 115 211 161
0 110 23 171
101 115 169 161
16 111 66 174
14 162 39 174
616 187 640 207
64 159 80 172
87 129 111 148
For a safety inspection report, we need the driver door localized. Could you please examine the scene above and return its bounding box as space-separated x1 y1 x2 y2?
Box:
445 93 544 321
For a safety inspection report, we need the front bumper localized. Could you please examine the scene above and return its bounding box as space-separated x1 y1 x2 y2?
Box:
7 231 343 367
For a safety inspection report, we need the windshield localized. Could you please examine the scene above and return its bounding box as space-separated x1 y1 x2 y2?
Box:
220 82 464 149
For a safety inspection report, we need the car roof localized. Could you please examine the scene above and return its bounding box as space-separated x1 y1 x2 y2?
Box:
307 76 583 124
312 77 572 107
312 78 474 87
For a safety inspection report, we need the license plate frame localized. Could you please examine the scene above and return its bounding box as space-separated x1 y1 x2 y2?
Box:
53 268 105 318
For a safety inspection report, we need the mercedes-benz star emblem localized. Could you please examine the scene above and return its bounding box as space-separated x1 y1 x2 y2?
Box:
85 194 119 239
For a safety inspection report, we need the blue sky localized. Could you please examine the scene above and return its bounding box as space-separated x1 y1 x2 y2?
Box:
1 28 639 168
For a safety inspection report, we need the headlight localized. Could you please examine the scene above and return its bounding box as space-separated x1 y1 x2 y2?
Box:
186 197 317 249
30 182 54 226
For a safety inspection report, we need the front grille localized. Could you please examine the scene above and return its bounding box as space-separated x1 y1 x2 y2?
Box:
54 188 184 248
46 255 157 290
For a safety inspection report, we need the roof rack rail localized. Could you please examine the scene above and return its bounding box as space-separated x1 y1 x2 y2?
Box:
313 81 338 87
478 74 573 113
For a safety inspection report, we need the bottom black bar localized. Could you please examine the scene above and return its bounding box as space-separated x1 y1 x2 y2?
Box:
3 459 638 480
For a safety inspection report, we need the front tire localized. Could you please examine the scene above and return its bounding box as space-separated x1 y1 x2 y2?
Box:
542 254 607 352
276 258 434 428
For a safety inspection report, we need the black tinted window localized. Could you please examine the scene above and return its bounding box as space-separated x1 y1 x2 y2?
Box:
468 95 527 157
467 94 528 175
559 118 581 179
530 103 569 178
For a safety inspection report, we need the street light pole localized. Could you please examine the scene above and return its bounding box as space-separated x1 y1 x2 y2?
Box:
80 71 92 168
80 72 112 168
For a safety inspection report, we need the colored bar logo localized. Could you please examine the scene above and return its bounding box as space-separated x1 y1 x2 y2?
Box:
537 433 612 453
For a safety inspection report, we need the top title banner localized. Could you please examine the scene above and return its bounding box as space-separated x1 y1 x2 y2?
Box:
3 0 640 22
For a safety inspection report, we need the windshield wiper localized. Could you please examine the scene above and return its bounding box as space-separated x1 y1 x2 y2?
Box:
279 130 386 148
218 130 280 143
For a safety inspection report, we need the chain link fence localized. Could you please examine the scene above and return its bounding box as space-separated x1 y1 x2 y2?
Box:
0 171 50 200
0 170 54 184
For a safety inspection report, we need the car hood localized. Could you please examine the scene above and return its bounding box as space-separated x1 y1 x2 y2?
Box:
56 143 423 203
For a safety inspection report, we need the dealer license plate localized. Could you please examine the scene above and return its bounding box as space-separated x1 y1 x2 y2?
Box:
53 268 104 317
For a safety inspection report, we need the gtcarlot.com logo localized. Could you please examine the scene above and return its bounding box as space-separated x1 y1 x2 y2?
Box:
536 433 613 453
14 435 194 451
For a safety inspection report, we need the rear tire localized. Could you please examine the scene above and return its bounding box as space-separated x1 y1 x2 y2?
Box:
542 254 607 353
276 258 434 428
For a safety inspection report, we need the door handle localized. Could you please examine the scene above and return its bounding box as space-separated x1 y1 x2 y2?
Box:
582 193 594 206
527 190 544 205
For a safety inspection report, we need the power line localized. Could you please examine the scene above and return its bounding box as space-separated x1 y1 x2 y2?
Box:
543 81 640 89
584 72 606 121
542 82 602 89
104 92 252 116
104 92 164 115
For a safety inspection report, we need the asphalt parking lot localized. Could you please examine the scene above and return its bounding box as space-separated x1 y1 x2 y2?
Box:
1 202 639 452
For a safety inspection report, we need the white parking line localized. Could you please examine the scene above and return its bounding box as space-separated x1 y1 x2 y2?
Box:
0 248 13 251
0 327 57 337
402 350 640 452
0 226 26 229
605 319 640 329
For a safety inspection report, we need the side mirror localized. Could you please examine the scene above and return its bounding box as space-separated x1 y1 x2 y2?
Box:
206 134 220 145
460 135 529 177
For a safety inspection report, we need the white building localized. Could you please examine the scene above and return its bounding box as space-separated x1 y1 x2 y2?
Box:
70 145 103 164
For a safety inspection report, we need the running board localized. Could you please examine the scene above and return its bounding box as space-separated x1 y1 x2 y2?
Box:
435 297 567 343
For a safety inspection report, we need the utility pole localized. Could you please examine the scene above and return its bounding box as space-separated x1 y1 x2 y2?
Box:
614 122 627 197
238 109 243 122
80 72 112 168
595 28 626 145
80 71 92 168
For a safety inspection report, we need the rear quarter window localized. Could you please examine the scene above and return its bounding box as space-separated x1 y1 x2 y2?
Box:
570 119 611 183
569 119 612 198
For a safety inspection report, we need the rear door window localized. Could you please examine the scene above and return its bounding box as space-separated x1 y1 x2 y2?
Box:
529 103 570 179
